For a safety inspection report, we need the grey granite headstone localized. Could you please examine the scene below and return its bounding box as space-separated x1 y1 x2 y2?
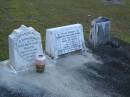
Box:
89 17 111 47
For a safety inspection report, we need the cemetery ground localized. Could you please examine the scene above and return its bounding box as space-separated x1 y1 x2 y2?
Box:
0 0 130 97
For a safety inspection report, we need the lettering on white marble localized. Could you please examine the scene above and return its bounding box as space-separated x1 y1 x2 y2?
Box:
9 25 43 71
46 24 85 58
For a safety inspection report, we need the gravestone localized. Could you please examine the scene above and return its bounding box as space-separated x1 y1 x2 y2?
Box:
9 25 43 71
89 17 111 47
103 0 123 5
45 24 86 59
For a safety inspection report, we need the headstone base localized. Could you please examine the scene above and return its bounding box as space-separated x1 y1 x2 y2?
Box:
0 57 55 74
46 45 90 65
0 60 36 74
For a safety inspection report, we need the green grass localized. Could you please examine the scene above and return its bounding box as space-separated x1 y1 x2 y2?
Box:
0 0 130 60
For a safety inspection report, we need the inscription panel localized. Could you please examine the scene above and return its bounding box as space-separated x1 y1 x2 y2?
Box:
55 29 83 55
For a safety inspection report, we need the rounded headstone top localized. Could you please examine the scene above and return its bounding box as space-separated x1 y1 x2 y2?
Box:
92 16 110 23
97 17 110 22
28 27 36 32
21 25 27 28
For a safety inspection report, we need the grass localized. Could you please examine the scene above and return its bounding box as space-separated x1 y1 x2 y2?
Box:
0 0 130 60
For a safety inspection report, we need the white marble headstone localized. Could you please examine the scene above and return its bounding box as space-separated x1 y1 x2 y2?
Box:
9 25 43 71
46 24 85 58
